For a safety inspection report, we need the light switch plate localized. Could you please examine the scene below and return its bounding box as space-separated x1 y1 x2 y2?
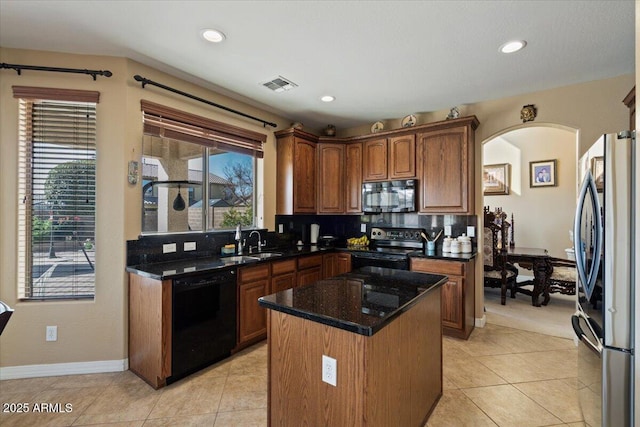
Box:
466 226 475 238
360 224 367 233
184 242 196 251
163 243 177 253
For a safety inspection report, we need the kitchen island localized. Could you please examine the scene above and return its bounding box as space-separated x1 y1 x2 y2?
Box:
258 266 447 427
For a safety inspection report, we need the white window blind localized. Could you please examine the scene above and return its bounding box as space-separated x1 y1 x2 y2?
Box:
16 94 97 300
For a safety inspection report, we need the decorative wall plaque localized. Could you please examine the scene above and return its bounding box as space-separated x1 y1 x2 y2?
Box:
520 104 537 123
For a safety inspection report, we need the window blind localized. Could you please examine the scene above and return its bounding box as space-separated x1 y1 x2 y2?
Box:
141 100 266 158
17 98 97 299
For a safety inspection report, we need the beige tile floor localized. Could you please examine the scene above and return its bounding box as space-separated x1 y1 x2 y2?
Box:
0 323 583 427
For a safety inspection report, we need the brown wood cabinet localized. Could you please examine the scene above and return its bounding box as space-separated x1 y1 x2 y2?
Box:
363 138 388 181
623 86 635 131
417 117 478 214
345 142 363 213
388 134 416 179
238 263 270 347
317 143 345 213
410 257 475 339
128 273 172 389
271 259 297 293
275 128 317 214
322 252 351 278
297 254 323 286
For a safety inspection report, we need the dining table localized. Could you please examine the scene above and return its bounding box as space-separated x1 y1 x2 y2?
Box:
506 246 552 307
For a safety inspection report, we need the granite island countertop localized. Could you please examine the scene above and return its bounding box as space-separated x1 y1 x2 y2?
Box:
258 266 447 336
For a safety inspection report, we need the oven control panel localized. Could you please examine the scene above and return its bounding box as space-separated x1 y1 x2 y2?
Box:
370 227 423 242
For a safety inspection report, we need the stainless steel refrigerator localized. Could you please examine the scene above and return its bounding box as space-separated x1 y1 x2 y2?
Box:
571 131 637 426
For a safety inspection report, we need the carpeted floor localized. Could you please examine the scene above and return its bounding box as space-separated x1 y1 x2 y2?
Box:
484 282 576 339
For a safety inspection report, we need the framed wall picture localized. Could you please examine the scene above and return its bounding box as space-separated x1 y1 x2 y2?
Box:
529 159 557 187
591 156 604 192
483 163 510 195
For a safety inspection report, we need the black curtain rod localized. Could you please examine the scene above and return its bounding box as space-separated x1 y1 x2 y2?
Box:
133 74 277 128
0 62 112 80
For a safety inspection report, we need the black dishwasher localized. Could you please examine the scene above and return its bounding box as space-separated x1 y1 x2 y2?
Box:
169 269 237 384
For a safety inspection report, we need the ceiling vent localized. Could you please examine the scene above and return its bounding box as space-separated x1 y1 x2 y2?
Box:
262 76 298 93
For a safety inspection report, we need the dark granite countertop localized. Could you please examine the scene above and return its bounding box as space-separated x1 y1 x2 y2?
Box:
335 246 477 262
126 245 332 280
258 266 447 336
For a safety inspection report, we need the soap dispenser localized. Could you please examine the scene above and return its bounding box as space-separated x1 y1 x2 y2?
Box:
235 225 244 254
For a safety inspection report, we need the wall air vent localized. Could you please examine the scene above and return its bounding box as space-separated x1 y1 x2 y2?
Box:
262 76 298 93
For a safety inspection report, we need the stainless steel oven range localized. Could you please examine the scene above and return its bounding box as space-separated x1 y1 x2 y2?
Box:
350 227 424 271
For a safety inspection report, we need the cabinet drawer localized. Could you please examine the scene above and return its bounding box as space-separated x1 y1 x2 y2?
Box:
239 264 270 283
410 258 465 276
271 259 296 276
297 254 323 270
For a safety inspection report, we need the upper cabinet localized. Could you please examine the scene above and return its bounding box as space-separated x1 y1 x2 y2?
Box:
363 138 388 181
275 116 478 215
417 117 478 214
317 143 345 214
275 128 317 214
388 134 416 179
345 142 363 213
623 86 635 131
362 135 416 181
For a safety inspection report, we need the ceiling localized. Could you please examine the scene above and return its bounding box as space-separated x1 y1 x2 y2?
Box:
0 1 634 131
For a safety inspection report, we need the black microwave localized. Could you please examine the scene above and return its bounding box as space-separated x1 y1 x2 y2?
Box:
362 180 416 213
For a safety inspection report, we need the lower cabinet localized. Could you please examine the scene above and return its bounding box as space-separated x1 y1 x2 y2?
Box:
324 252 352 277
410 257 475 339
271 259 297 293
238 263 270 348
297 254 323 287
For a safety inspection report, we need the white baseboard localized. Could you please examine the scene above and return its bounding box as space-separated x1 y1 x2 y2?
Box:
0 359 129 380
475 314 487 328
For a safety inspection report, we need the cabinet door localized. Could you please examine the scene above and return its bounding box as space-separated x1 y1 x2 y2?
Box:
441 276 463 330
389 134 416 179
363 138 388 181
345 142 363 213
317 143 345 213
293 137 317 213
336 253 352 275
238 279 269 344
322 253 337 278
271 272 296 293
417 126 473 213
298 267 322 287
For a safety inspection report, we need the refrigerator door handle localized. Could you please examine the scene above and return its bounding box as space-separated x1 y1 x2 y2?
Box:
573 170 602 300
571 312 602 356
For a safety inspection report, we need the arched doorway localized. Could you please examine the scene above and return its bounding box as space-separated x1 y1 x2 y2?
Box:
480 123 578 337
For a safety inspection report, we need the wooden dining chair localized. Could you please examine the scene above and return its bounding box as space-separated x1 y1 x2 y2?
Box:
546 257 577 296
483 207 518 305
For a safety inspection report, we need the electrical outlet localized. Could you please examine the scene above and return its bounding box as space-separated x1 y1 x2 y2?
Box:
163 243 177 253
360 224 367 233
322 355 337 387
444 225 452 236
184 241 196 251
46 325 57 342
278 224 284 233
466 226 475 238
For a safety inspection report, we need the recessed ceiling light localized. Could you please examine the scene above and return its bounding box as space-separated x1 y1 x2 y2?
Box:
499 40 526 54
201 29 226 43
321 95 335 102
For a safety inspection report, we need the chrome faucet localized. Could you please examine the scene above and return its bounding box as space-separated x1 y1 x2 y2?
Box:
248 230 262 253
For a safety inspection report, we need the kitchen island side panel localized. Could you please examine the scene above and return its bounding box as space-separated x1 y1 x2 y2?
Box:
267 287 442 426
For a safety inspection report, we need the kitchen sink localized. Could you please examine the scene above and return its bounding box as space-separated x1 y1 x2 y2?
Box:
221 255 260 263
248 252 283 259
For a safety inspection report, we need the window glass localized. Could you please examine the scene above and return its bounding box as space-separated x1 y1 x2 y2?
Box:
17 99 97 299
141 136 255 233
